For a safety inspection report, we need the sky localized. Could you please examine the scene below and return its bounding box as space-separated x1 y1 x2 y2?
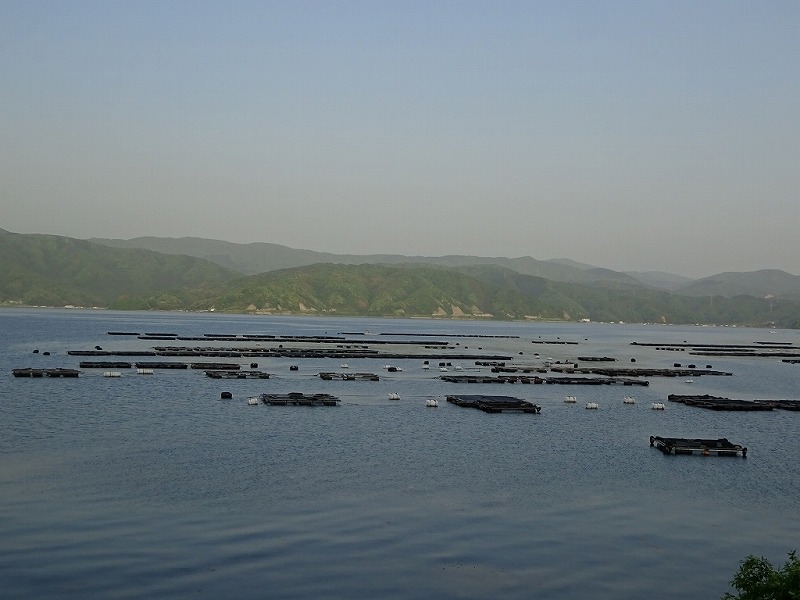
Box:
1 1 799 278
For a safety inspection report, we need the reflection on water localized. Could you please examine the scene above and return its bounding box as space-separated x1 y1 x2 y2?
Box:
1 309 798 598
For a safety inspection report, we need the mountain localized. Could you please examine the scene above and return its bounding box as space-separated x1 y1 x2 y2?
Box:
90 236 338 276
196 262 799 327
5 230 800 327
195 263 564 319
192 261 662 322
92 235 800 299
625 271 694 291
674 269 800 299
0 229 238 309
90 236 643 286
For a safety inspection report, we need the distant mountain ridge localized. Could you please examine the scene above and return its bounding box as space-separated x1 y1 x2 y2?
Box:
195 262 799 327
90 236 650 288
2 230 798 326
92 235 800 300
0 229 237 309
674 269 800 299
623 271 694 291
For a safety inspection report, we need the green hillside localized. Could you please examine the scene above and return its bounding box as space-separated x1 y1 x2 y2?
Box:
195 263 564 319
4 230 800 327
456 264 796 326
191 262 800 327
0 229 238 309
91 235 641 285
675 269 800 298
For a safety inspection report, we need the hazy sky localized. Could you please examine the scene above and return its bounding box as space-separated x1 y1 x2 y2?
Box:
2 1 799 277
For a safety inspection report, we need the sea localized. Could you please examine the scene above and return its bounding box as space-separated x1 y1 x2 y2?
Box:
1 308 798 599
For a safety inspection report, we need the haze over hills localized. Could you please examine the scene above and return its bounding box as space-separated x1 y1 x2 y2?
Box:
622 271 694 291
673 269 800 299
91 235 800 298
0 229 237 309
91 236 659 289
2 229 799 327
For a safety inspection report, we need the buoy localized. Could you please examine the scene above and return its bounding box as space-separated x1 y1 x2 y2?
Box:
388 393 400 400
248 397 259 406
651 402 665 410
220 391 233 400
564 395 577 403
426 398 438 407
623 396 636 404
585 402 599 409
103 371 121 378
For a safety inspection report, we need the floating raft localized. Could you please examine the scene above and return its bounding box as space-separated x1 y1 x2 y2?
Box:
69 350 156 356
134 362 188 369
189 362 240 370
446 394 541 413
12 368 80 378
668 394 800 411
491 366 547 373
318 372 380 381
753 399 800 411
650 436 747 457
440 374 648 386
79 361 132 369
548 366 732 378
441 374 539 384
257 393 339 406
544 376 649 386
668 394 773 411
205 370 270 379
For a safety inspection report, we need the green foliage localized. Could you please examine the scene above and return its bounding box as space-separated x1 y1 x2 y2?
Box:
4 230 800 325
722 551 800 600
0 230 238 307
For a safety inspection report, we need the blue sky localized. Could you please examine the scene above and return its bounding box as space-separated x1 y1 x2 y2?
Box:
2 1 798 277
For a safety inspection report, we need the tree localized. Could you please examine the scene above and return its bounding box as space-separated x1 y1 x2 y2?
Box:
722 551 800 599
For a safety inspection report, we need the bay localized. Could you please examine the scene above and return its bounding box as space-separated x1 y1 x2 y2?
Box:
1 308 798 599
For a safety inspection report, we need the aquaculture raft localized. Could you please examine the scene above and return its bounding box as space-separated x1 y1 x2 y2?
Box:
446 394 541 414
205 370 270 379
650 436 747 457
12 368 80 378
257 393 339 406
318 372 380 381
79 361 132 369
668 394 773 411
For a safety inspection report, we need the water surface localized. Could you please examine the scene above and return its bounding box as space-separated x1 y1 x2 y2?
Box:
1 309 798 598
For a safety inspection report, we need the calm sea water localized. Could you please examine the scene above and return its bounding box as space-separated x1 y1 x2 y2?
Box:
1 309 798 599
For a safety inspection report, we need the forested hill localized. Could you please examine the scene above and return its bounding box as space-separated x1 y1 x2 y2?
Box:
91 235 642 286
0 229 237 309
2 230 799 327
194 263 798 327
